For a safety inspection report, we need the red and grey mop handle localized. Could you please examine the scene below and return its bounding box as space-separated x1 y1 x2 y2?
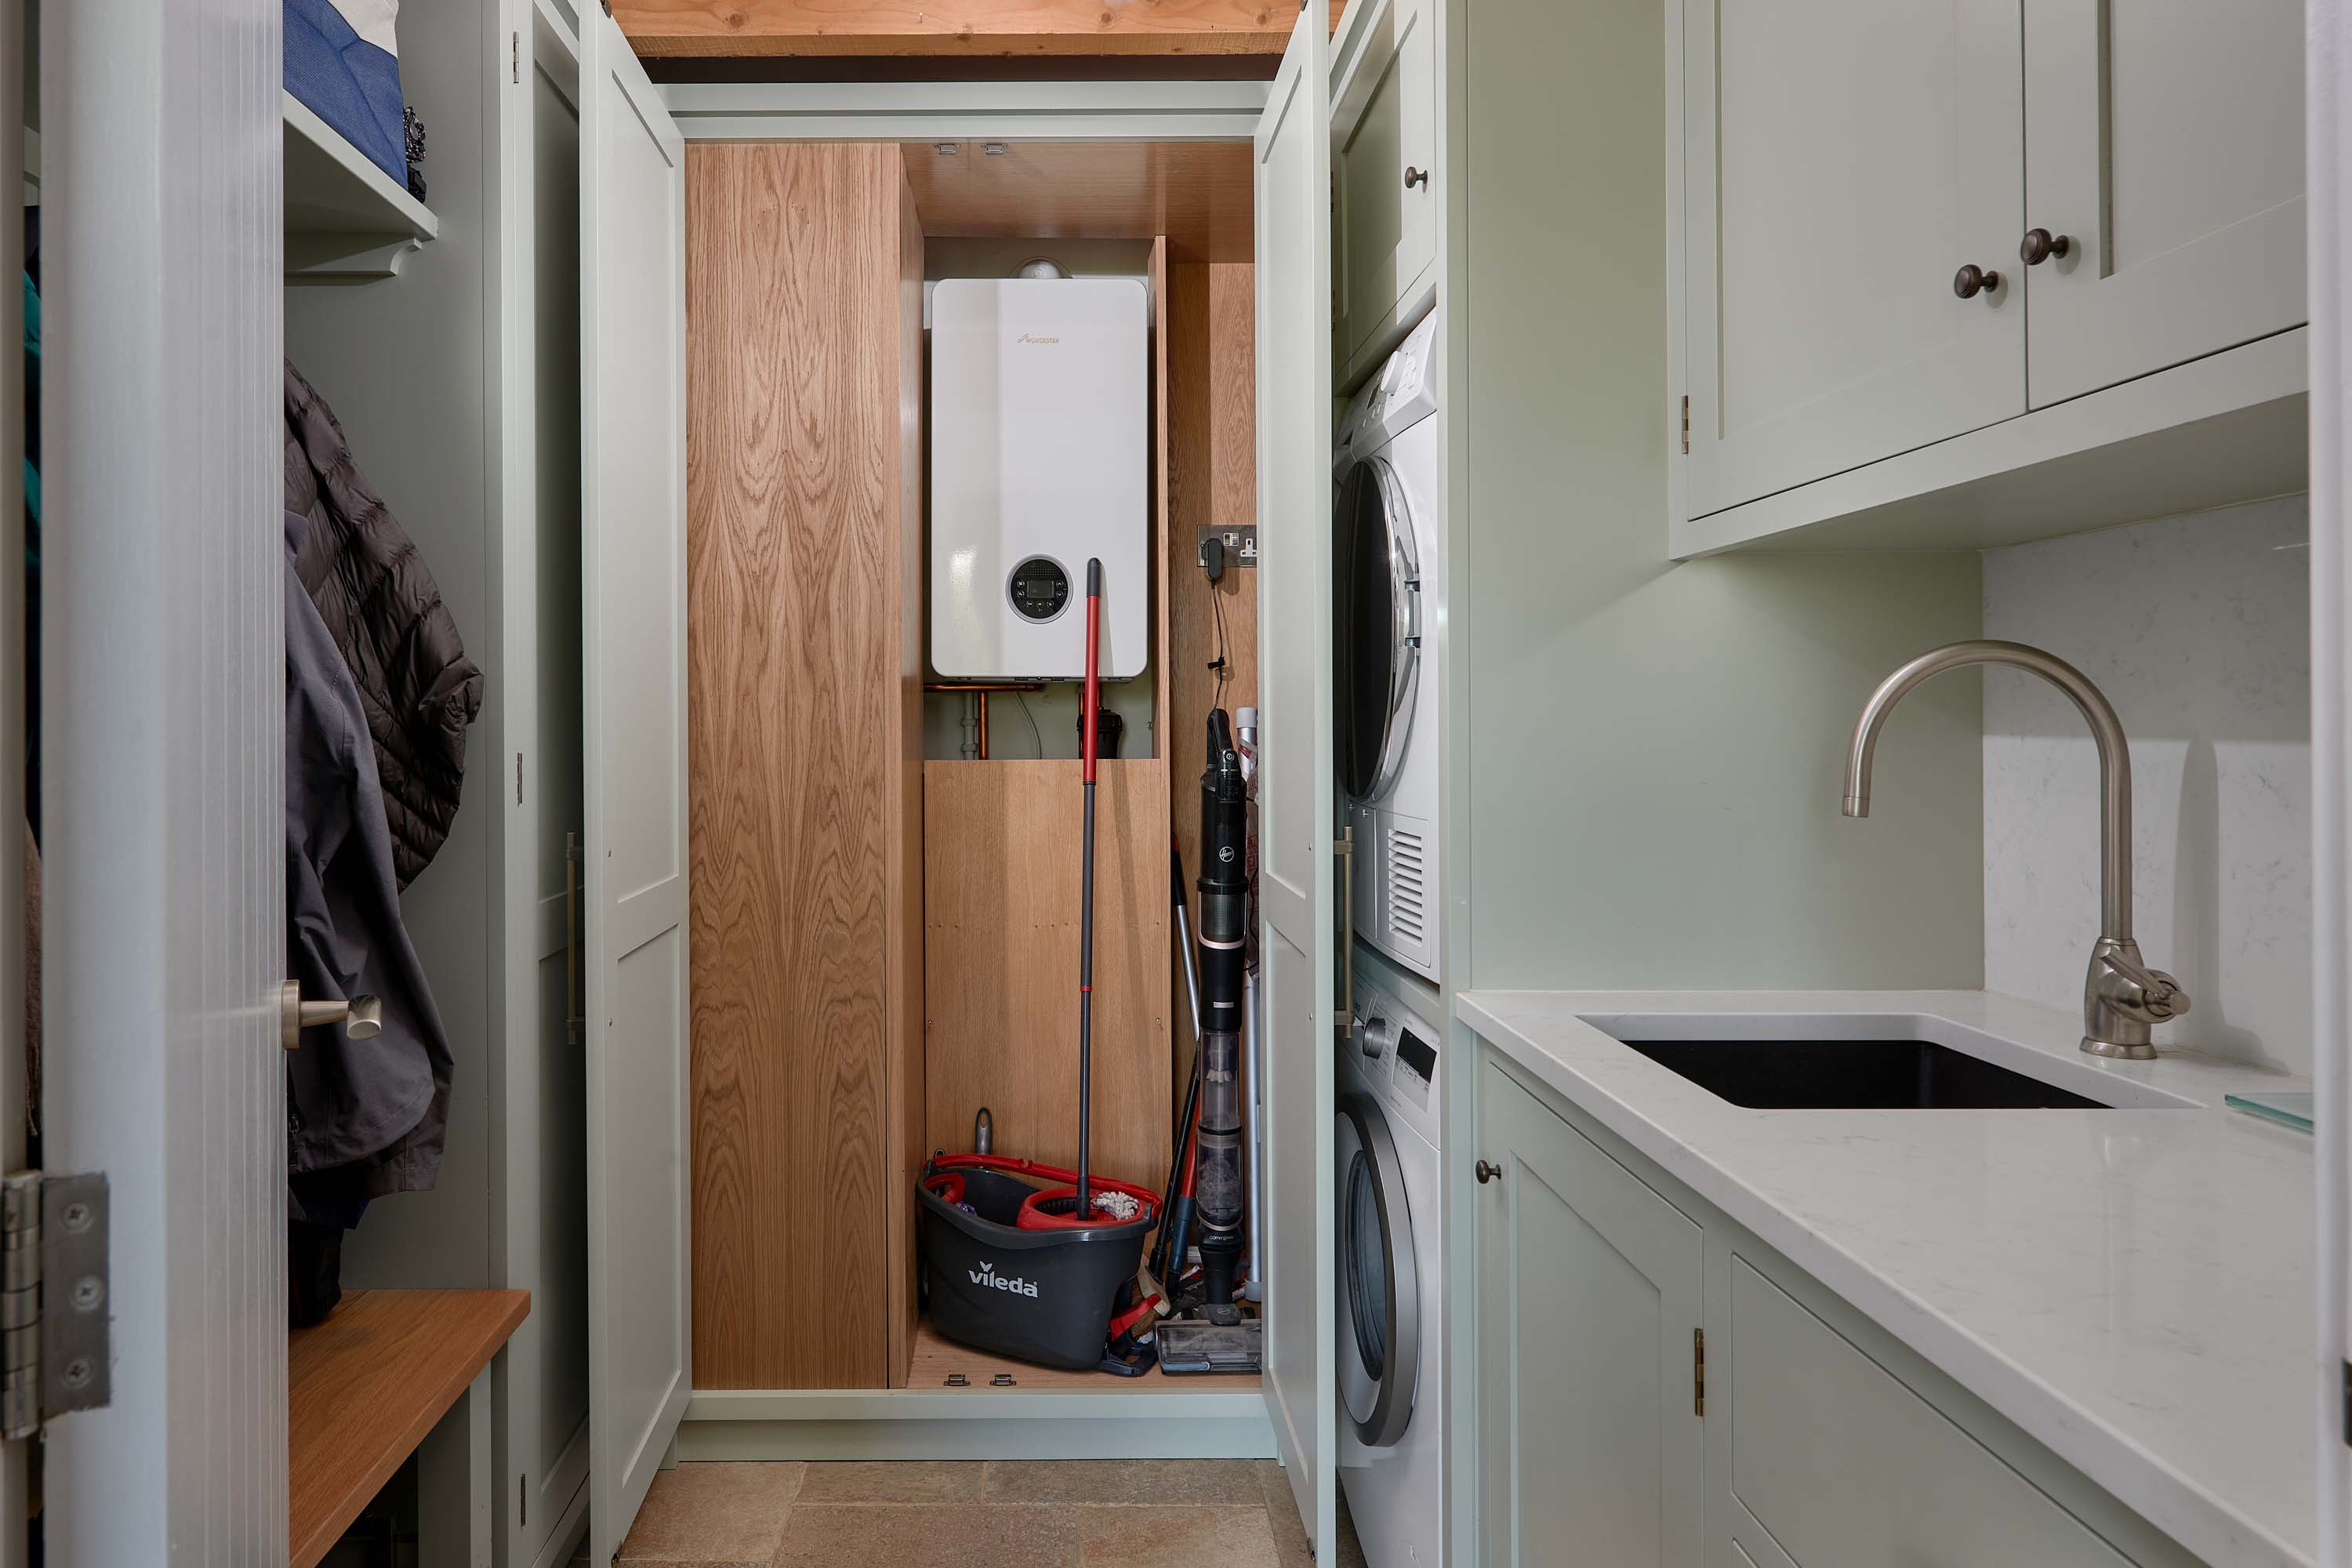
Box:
1076 558 1104 1215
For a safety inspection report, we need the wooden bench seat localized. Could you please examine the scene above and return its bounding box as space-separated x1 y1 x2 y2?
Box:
289 1287 529 1568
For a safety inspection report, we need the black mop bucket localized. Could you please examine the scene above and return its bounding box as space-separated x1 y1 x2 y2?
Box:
918 1156 1156 1370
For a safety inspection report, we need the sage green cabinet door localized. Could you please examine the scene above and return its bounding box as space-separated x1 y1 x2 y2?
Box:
1333 0 1435 376
1682 0 2024 517
1478 1062 1703 1567
2021 0 2305 406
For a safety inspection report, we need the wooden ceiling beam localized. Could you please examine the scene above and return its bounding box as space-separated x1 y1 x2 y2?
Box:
615 0 1347 60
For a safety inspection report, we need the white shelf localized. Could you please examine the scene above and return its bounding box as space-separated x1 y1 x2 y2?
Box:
283 90 439 281
1670 328 2310 557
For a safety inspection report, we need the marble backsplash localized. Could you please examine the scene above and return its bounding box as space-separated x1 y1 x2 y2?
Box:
1981 494 2310 1075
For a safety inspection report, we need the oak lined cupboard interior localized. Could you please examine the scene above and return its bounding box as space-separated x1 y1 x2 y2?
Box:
682 136 1264 1392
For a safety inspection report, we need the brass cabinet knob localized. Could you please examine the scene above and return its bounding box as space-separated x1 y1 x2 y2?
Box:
1952 263 2002 300
2019 227 2073 266
1404 165 1430 190
1475 1159 1503 1185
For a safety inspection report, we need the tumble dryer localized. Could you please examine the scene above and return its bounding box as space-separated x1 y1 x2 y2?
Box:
1337 971 1444 1568
1335 310 1443 983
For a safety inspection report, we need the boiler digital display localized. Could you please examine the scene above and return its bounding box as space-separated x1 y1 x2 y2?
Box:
1008 557 1072 622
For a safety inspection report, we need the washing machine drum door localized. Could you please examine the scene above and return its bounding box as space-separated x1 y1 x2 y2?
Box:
1336 1089 1421 1448
1334 456 1421 803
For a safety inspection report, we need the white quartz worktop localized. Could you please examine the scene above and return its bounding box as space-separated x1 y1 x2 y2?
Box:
1457 988 2314 1568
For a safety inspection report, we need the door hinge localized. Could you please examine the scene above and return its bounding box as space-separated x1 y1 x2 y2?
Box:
2 1171 111 1440
511 31 520 83
1693 1327 1704 1417
1680 394 1690 455
516 750 524 805
520 1472 528 1526
2342 1359 2350 1446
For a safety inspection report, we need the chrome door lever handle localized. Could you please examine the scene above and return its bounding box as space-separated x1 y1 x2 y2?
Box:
279 979 384 1051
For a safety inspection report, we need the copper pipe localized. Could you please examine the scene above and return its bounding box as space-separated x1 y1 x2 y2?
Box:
924 682 1045 762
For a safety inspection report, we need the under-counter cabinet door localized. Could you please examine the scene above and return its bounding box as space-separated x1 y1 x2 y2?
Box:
1478 1063 1702 1566
2020 0 2304 407
1256 3 1340 1555
1681 0 2024 517
1332 0 1435 379
1717 1259 2130 1568
579 6 691 1559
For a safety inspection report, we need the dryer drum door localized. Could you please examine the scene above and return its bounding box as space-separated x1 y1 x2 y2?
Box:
1334 456 1421 802
1336 1088 1421 1448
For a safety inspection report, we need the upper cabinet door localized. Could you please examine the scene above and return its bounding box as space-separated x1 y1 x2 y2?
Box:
1682 0 2024 517
1255 2 1338 1556
2021 0 2305 408
580 4 691 1559
1332 0 1435 376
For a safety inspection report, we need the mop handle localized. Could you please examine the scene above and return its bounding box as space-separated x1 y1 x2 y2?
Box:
1076 558 1103 1213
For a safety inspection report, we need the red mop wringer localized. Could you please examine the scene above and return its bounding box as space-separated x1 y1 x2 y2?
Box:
918 558 1164 1374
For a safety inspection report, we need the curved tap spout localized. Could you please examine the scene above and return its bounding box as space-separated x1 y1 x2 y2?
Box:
1841 640 2186 1058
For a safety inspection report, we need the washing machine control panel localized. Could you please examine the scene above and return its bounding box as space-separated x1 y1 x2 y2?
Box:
1390 1025 1437 1111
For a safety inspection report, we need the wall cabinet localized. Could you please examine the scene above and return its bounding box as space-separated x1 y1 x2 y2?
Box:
2020 0 2306 406
1676 0 2307 550
1331 0 1436 387
1475 1051 2205 1568
1475 1060 1701 1567
1680 0 2024 520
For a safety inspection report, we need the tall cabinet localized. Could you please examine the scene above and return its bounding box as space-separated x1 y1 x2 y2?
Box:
285 0 596 1563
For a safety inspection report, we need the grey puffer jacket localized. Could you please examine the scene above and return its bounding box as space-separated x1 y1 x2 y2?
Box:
284 359 482 888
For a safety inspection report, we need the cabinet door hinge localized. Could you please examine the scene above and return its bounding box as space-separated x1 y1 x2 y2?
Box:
511 31 520 83
516 750 524 804
2 1171 111 1439
1693 1327 1704 1417
520 1472 528 1525
1680 394 1690 455
2342 1359 2350 1446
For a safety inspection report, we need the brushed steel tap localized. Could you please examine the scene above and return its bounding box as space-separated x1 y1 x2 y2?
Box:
1841 639 2189 1060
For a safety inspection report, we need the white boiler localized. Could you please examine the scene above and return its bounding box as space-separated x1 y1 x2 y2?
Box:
929 277 1149 681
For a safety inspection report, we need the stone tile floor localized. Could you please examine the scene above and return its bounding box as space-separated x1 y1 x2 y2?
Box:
598 1459 1367 1568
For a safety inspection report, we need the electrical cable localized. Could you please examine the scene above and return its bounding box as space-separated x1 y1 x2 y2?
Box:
1016 692 1044 757
1207 572 1232 715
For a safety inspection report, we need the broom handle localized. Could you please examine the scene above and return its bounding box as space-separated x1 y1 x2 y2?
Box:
1077 558 1103 1213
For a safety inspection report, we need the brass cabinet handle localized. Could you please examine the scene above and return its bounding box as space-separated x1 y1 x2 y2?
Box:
1475 1159 1503 1185
1404 165 1429 190
566 831 586 1045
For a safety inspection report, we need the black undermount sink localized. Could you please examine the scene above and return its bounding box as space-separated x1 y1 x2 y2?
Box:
1620 1037 2112 1111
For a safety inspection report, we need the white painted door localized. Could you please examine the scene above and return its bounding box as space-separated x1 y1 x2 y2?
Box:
1682 0 2024 517
580 6 691 1559
1254 5 1337 1555
42 0 287 1557
2022 0 2306 408
1478 1062 1701 1568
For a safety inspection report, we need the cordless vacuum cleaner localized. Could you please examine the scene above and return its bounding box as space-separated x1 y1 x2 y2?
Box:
1192 710 1250 1323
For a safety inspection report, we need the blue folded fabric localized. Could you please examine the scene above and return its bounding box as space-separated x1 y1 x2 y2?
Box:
284 0 406 189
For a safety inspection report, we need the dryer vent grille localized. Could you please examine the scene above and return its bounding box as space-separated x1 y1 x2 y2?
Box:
1386 826 1428 945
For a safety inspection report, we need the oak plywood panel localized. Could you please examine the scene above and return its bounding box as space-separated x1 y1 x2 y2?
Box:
1167 260 1258 1091
902 141 1254 264
886 163 927 1388
924 758 1171 1189
619 0 1348 59
687 141 921 1391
